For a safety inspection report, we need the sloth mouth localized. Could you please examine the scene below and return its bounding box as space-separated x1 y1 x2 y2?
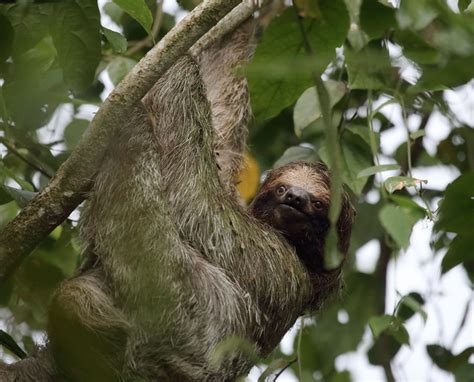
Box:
278 203 308 218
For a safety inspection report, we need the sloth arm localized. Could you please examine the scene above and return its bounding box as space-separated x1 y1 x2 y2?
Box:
143 55 311 328
196 19 256 193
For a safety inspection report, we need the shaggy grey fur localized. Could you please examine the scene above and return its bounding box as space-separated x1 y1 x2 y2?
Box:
1 19 344 382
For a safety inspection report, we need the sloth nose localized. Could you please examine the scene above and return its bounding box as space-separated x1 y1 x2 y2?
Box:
284 187 309 209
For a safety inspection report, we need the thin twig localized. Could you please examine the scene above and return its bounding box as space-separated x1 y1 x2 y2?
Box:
126 0 164 56
296 317 304 379
292 2 343 268
450 293 472 348
0 138 53 178
273 358 297 381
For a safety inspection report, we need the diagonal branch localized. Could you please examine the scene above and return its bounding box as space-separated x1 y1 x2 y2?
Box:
0 0 253 282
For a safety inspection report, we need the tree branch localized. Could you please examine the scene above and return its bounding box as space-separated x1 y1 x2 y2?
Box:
190 1 255 57
0 0 249 282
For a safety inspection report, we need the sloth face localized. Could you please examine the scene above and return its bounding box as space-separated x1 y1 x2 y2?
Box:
271 183 329 238
249 161 333 272
249 160 354 273
250 180 330 246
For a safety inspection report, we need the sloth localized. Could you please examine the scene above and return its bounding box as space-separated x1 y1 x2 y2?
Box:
250 161 353 275
0 16 354 382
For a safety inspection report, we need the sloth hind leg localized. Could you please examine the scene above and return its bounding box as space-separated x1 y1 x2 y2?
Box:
48 268 129 381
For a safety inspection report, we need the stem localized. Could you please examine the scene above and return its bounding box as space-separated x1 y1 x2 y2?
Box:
367 91 380 167
376 240 396 382
450 293 472 348
0 138 53 178
296 317 304 379
273 359 297 381
126 0 164 56
399 99 412 177
293 3 343 267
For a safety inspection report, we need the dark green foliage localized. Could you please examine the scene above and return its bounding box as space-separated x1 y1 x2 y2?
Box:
0 0 472 380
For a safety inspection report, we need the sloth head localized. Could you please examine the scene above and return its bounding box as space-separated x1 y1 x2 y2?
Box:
249 161 354 274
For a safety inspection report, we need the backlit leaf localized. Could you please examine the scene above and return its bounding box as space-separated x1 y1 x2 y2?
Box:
379 204 424 249
103 27 128 54
113 0 153 35
357 164 400 178
293 81 346 136
248 1 349 121
384 176 427 194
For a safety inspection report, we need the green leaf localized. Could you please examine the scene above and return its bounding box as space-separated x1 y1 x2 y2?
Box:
379 204 424 249
0 185 36 207
345 41 393 90
103 27 128 54
6 0 101 92
349 201 384 253
454 363 474 382
294 0 322 18
388 195 426 214
107 56 137 86
389 322 410 345
347 25 369 51
330 371 352 382
459 0 471 11
357 164 400 178
410 130 425 140
468 1 474 13
384 176 427 194
293 80 347 136
0 184 14 205
397 0 438 30
113 0 153 35
64 119 90 149
274 145 318 168
0 86 7 122
346 125 380 150
396 293 427 322
436 173 474 236
320 129 372 195
103 2 124 25
0 161 34 192
394 30 440 65
359 0 396 40
0 330 27 359
415 54 474 90
51 0 102 92
19 35 57 74
6 4 50 55
368 334 402 365
369 315 410 345
247 1 349 121
441 234 474 274
427 345 474 372
0 14 14 63
369 314 392 338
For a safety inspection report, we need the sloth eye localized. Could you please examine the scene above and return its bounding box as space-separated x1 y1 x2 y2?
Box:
276 185 286 195
312 200 323 209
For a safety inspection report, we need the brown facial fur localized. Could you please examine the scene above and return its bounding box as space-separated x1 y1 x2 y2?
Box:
249 161 354 274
